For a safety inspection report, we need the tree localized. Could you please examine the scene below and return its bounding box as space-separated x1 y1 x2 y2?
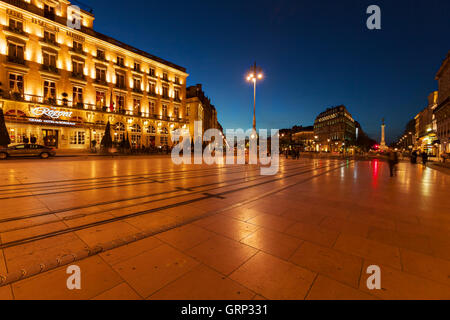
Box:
0 108 11 147
100 121 113 149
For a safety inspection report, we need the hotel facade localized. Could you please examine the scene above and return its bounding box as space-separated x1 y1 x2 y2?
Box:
0 0 191 150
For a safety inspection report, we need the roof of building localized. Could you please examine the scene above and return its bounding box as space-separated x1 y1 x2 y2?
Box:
2 0 186 72
436 51 450 79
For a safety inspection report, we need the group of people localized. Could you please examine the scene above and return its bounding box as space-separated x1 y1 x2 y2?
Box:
388 149 430 178
285 148 301 160
21 135 37 144
410 150 429 166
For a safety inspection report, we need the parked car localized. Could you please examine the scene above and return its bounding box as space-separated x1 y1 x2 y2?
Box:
0 144 56 160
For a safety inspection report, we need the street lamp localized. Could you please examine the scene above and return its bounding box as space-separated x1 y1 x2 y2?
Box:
247 62 263 131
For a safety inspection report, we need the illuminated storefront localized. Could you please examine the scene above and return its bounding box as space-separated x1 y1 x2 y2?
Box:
1 99 187 150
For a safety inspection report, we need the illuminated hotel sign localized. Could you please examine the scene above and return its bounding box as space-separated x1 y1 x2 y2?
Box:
31 107 73 120
28 119 76 126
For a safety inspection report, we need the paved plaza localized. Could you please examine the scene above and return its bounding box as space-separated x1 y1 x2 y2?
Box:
0 156 449 300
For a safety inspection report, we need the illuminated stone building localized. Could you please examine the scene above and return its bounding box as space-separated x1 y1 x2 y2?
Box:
313 105 356 152
435 52 450 155
414 91 438 155
291 126 314 151
0 0 189 150
185 84 219 137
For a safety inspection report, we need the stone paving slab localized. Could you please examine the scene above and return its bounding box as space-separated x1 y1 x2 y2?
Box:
0 158 450 299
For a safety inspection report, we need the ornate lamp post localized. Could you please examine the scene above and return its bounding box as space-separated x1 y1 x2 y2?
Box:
246 63 263 131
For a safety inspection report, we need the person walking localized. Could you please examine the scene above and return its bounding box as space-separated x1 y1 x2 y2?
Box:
411 150 417 164
388 150 399 177
421 152 428 166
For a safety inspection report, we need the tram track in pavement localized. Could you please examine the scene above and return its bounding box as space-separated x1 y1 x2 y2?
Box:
0 163 242 188
0 160 350 250
0 161 322 232
0 161 285 200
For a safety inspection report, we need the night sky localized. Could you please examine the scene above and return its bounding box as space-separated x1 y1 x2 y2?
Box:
83 0 450 143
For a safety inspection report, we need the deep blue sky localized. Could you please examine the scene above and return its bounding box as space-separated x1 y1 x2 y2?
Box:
85 0 449 143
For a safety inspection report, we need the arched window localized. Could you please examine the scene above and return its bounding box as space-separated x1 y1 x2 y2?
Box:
147 125 156 134
5 109 26 117
131 124 141 133
115 122 125 132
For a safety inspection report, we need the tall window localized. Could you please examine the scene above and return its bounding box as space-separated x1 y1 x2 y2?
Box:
116 73 126 88
149 68 155 77
9 19 23 32
43 31 57 44
43 51 57 68
95 67 106 83
174 89 180 100
149 101 155 115
116 95 125 111
96 91 106 107
72 60 84 76
134 62 140 72
116 56 124 67
44 4 56 20
162 104 168 117
133 78 142 92
149 82 156 94
133 98 141 113
8 42 25 62
163 72 168 81
73 87 83 104
173 106 179 118
44 81 56 99
70 131 85 145
175 76 180 84
9 73 24 92
97 49 105 60
160 136 168 146
162 86 169 98
72 40 83 53
186 106 190 116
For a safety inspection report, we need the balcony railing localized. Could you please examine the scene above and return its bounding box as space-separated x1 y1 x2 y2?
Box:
0 92 189 123
70 47 86 55
7 26 27 36
115 83 127 90
116 61 126 68
71 72 86 81
95 54 107 62
7 55 26 65
41 64 60 74
94 78 108 86
41 37 60 47
132 87 143 94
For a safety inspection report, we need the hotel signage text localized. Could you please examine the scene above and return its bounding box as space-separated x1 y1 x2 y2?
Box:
31 107 73 120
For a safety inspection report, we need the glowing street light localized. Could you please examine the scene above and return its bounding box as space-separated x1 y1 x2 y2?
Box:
247 62 263 130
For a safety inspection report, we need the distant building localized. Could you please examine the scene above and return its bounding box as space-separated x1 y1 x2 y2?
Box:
185 84 220 138
313 105 356 152
435 52 450 155
414 91 439 155
291 126 314 151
